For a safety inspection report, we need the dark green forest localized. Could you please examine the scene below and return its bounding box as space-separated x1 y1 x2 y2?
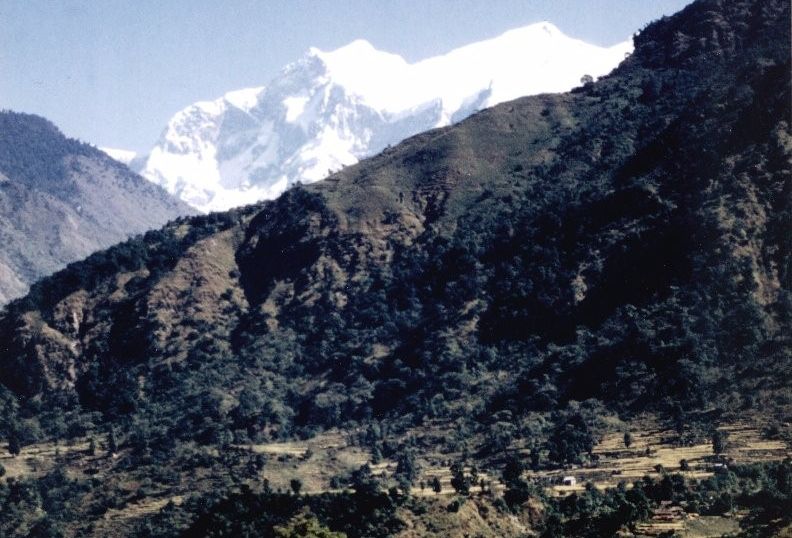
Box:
0 111 93 191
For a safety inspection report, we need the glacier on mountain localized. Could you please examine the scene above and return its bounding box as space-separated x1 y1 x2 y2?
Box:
136 23 632 212
100 147 138 166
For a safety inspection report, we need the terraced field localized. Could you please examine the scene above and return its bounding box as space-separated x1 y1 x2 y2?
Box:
3 421 787 498
1 420 788 536
525 421 789 497
0 438 93 480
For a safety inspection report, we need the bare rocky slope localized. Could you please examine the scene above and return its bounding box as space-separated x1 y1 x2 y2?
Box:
0 112 194 305
0 0 789 536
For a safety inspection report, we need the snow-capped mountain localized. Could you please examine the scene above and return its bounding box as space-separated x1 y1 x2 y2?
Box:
100 147 137 165
137 23 632 212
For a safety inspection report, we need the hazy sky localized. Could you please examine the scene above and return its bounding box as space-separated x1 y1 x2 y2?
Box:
1 0 693 153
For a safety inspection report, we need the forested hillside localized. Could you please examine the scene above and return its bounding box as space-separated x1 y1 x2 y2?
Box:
0 112 193 304
0 0 789 536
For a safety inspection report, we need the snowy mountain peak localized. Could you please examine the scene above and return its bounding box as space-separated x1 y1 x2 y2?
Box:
308 38 394 64
224 87 265 111
100 147 137 165
313 38 378 60
507 20 560 38
137 24 632 212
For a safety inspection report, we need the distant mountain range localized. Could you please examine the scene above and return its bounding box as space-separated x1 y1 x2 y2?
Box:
0 112 193 305
127 23 631 212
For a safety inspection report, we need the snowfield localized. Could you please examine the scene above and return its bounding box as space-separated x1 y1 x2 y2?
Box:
135 22 632 212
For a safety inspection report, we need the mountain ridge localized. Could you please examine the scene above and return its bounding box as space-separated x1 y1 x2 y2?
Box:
0 111 194 305
135 22 631 212
2 0 787 430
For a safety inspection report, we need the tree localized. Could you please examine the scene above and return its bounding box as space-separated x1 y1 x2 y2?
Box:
624 432 633 448
274 510 346 538
431 476 442 494
530 447 541 471
370 445 382 465
580 74 594 85
290 478 303 496
546 412 594 465
502 456 533 508
487 421 516 454
87 437 96 456
450 462 470 495
395 449 418 491
351 464 380 496
8 432 21 456
502 456 524 486
712 431 729 454
107 426 118 455
26 516 63 538
712 430 728 454
469 465 479 486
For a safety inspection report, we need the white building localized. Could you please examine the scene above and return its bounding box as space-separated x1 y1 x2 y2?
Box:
562 476 577 486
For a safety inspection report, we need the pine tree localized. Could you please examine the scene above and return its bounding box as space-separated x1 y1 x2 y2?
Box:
290 478 303 496
8 432 20 456
712 430 728 454
395 449 418 488
107 426 118 455
450 462 470 495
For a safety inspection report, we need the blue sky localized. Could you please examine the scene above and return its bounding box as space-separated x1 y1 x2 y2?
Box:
1 0 693 153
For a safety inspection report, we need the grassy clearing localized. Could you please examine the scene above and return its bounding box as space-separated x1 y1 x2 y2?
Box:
683 515 741 537
0 438 93 479
236 431 373 494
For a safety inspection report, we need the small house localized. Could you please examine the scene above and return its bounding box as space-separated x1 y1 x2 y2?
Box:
562 476 577 486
